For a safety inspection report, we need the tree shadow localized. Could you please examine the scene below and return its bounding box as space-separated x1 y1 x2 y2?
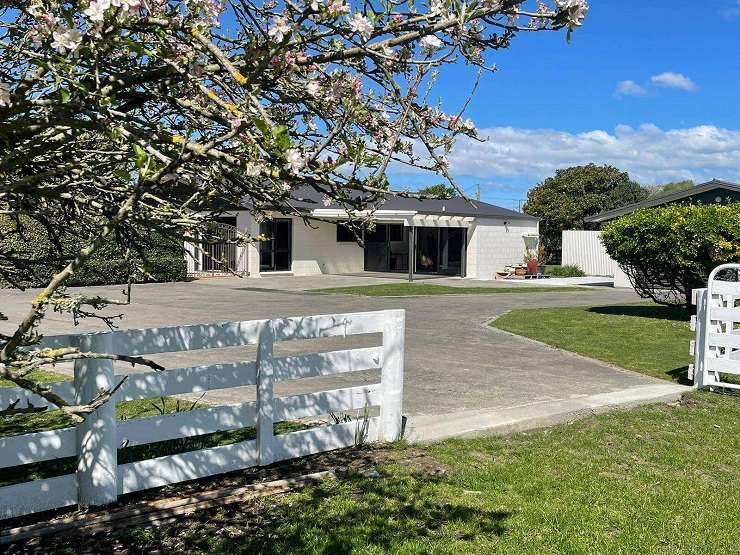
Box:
666 365 692 386
149 469 511 554
588 304 687 322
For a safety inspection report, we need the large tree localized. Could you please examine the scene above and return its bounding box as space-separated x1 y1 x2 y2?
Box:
417 183 457 199
523 163 647 260
0 0 588 418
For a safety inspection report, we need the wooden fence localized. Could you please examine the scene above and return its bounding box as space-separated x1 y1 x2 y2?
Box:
690 263 740 391
0 309 405 519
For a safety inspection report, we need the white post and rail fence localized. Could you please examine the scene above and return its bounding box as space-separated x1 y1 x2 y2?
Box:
690 263 740 391
0 309 405 520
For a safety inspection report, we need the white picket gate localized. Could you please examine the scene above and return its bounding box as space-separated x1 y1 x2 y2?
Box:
690 263 740 391
0 309 404 520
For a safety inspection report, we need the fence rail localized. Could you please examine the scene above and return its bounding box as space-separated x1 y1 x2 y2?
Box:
690 263 740 391
0 309 404 519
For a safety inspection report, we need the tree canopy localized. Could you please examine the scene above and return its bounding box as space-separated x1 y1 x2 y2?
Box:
417 183 458 199
523 164 647 260
0 0 588 418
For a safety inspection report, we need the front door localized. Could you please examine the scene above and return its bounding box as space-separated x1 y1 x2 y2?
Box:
259 219 292 271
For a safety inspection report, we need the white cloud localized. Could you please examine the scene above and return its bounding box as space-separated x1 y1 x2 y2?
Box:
394 124 740 186
615 80 646 97
651 72 697 92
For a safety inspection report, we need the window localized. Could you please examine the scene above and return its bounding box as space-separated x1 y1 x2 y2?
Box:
336 223 356 242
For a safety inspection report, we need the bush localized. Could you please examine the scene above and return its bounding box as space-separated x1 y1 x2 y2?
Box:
0 216 187 288
546 264 586 277
601 203 740 306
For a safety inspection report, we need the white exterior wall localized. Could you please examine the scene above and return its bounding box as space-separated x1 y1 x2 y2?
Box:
466 217 539 280
235 211 363 276
613 266 633 288
561 230 618 276
290 217 363 275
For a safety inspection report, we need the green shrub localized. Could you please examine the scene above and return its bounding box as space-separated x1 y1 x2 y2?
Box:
0 216 187 288
601 203 740 306
546 264 586 277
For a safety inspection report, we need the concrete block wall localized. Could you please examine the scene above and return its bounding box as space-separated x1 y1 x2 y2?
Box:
466 217 539 279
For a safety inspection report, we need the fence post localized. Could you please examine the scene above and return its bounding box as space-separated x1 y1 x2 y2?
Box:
74 332 118 508
693 288 707 389
381 310 405 442
256 320 275 465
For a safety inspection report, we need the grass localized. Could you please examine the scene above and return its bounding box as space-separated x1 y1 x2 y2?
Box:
313 283 587 297
27 391 740 554
0 369 69 388
491 303 693 383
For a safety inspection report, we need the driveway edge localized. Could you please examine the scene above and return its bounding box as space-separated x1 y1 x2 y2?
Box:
403 382 689 443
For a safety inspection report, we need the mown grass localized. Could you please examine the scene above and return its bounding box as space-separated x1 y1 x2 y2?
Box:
30 391 740 554
313 283 587 297
491 303 693 382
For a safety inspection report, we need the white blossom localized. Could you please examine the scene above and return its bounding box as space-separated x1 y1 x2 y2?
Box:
348 13 374 42
268 17 291 42
284 148 307 173
0 83 11 108
306 80 320 96
245 163 263 177
420 34 443 53
321 194 332 206
556 0 588 29
51 26 83 54
84 0 110 22
309 0 323 11
112 0 142 11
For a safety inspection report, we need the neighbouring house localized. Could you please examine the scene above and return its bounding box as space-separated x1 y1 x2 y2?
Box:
583 178 740 224
563 178 740 287
186 187 539 279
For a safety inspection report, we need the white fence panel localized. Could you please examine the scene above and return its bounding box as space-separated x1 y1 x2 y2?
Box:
691 263 740 391
561 230 618 276
0 309 405 520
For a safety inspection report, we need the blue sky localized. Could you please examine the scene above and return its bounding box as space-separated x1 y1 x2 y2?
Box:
387 0 740 208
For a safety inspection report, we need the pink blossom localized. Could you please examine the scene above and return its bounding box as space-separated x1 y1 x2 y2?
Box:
268 17 290 42
328 0 349 16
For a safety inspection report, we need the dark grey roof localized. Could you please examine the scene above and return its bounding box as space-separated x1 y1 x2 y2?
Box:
246 186 537 221
584 179 740 223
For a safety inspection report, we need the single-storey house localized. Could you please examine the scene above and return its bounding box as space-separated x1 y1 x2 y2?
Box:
584 178 740 224
186 187 539 279
563 178 740 287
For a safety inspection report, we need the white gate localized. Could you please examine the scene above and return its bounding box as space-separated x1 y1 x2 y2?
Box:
0 309 405 519
185 221 249 275
690 263 740 390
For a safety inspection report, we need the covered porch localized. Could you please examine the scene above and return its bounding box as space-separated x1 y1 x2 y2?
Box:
314 209 473 282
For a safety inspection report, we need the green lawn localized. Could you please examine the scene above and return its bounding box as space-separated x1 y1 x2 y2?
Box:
27 391 740 554
491 303 693 383
313 283 587 297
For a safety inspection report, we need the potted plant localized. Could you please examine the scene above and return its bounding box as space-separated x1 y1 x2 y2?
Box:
523 250 538 276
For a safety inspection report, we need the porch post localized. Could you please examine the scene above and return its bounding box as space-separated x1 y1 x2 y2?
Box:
408 225 415 283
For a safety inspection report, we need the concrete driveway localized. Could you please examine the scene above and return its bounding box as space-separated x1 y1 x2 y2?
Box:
0 275 685 440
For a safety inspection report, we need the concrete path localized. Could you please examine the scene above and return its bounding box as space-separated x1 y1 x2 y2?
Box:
0 275 687 440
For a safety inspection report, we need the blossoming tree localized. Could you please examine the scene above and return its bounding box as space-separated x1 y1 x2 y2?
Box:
0 0 587 418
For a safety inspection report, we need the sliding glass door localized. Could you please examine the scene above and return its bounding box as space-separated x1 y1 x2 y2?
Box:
415 227 466 276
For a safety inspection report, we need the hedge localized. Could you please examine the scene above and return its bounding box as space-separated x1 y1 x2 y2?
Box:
601 203 740 306
0 216 187 288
